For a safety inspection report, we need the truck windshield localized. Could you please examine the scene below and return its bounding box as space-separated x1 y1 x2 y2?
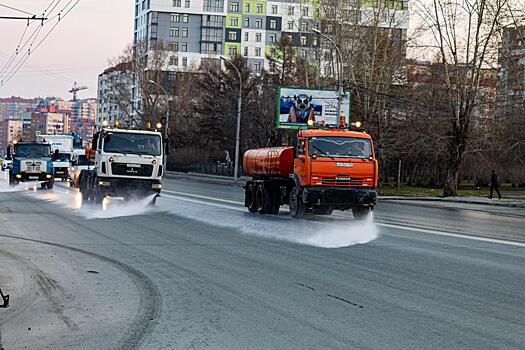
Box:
308 137 373 159
15 144 51 158
53 153 71 161
103 132 162 156
76 155 90 166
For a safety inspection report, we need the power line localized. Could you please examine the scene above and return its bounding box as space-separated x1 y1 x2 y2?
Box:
0 3 35 16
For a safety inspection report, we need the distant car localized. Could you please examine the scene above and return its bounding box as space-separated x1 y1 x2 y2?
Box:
1 157 12 171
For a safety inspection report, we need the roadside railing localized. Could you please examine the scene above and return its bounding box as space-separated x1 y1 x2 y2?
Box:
169 163 242 177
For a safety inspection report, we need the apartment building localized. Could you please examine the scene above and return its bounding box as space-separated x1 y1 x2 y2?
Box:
134 0 409 73
97 63 132 126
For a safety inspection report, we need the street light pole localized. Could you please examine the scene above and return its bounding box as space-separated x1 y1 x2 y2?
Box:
220 56 242 182
313 28 344 121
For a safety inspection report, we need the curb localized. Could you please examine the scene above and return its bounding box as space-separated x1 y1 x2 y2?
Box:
379 196 525 209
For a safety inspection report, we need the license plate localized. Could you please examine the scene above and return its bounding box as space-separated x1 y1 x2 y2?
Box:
336 162 353 167
127 164 141 168
29 176 38 180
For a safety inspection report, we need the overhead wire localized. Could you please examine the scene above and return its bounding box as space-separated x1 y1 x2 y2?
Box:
0 0 81 87
0 3 35 16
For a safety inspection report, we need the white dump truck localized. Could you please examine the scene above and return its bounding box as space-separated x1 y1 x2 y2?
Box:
36 135 74 181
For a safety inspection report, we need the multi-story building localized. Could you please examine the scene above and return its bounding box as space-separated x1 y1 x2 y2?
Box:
0 97 37 119
497 26 525 117
0 118 23 152
97 63 132 126
29 100 70 137
133 0 409 73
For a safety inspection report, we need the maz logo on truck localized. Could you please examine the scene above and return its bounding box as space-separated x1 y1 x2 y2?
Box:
336 162 353 167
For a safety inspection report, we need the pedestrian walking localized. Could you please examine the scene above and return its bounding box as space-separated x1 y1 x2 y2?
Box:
489 170 502 199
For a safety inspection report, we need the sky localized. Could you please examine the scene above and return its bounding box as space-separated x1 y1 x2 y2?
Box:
0 0 133 99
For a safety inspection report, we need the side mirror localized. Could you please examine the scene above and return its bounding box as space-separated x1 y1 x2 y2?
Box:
71 160 77 166
293 147 297 158
6 147 11 158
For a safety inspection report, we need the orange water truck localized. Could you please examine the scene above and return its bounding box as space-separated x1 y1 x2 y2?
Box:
243 125 378 219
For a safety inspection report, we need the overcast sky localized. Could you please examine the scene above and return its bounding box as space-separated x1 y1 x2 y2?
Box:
0 0 133 99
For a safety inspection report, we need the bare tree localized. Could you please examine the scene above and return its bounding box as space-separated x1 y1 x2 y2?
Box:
414 0 522 196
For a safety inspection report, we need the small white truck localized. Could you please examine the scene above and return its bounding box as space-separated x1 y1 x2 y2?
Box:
78 128 164 205
36 135 74 181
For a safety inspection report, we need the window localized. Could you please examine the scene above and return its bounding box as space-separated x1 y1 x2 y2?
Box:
230 2 239 12
171 14 180 22
302 7 309 16
244 47 248 56
230 17 238 26
170 56 179 66
244 31 249 41
255 19 262 28
182 57 187 66
181 42 187 52
270 48 276 58
170 42 179 51
182 14 188 22
270 20 277 29
287 21 293 30
313 36 318 46
256 4 263 13
173 0 181 6
255 47 261 56
326 24 333 33
255 33 261 42
228 31 238 40
288 6 294 15
228 46 237 55
301 50 307 59
170 27 179 37
245 3 250 12
182 28 188 37
244 18 250 27
301 21 308 31
185 0 190 7
300 36 307 46
270 34 276 43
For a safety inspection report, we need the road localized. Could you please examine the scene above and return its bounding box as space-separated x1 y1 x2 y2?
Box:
0 174 524 349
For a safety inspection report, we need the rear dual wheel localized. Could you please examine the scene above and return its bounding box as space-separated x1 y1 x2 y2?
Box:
352 206 372 220
245 183 280 215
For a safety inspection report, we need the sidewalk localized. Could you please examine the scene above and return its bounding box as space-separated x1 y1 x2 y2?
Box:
166 171 525 209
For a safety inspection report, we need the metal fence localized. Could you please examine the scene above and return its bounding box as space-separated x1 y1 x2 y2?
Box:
169 163 241 177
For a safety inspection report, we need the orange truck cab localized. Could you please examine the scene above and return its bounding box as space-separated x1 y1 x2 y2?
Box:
243 128 378 219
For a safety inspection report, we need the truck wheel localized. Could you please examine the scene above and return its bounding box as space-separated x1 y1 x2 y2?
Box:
289 187 305 219
245 183 257 213
315 207 333 215
352 206 371 220
256 185 273 214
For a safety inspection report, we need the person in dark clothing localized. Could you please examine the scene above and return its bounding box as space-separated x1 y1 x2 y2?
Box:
489 170 502 199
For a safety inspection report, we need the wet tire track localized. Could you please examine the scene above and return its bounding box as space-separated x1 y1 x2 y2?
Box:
0 233 161 350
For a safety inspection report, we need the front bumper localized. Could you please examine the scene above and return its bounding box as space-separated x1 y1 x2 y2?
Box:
302 186 377 207
97 177 162 197
13 172 54 182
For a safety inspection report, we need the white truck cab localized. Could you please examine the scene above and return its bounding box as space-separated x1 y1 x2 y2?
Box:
79 128 164 205
36 135 74 181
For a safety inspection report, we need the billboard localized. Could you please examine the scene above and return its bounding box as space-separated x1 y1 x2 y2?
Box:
277 87 351 129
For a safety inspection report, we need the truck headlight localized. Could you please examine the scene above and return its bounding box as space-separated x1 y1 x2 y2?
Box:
15 174 22 179
46 174 52 179
152 183 162 189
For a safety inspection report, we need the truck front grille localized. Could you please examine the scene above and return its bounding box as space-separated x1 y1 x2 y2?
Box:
321 176 363 187
111 163 153 177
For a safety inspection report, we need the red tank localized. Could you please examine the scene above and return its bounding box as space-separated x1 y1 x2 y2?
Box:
243 147 294 178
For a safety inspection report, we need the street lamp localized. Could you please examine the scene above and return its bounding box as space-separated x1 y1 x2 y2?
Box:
312 28 344 120
220 55 242 182
146 80 170 141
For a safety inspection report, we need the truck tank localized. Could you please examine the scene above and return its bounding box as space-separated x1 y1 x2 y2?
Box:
243 147 294 178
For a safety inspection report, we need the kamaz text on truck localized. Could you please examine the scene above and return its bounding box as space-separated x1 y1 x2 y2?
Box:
36 135 74 181
7 142 54 189
78 128 164 205
243 127 378 219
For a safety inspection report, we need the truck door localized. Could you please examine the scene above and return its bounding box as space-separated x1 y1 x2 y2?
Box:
294 138 308 186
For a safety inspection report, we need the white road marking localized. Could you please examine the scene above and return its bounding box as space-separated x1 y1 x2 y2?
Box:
162 189 242 205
